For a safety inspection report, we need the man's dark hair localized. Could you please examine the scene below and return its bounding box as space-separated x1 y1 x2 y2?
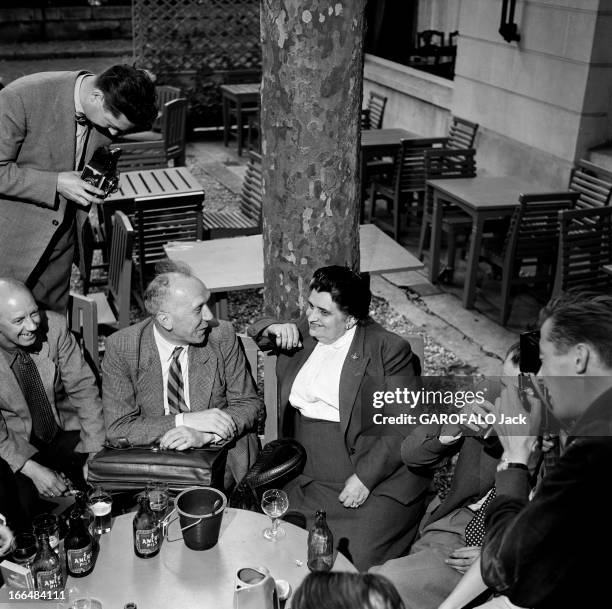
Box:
95 65 157 130
309 265 371 321
291 572 405 609
539 291 612 368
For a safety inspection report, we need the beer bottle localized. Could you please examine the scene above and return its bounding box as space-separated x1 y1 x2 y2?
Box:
31 532 64 593
65 511 94 578
133 495 161 558
307 510 333 572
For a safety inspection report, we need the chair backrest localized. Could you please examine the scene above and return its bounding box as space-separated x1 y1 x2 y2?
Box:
447 116 479 149
116 141 168 172
107 211 134 329
568 159 612 209
363 91 388 130
68 292 100 373
424 147 477 181
392 137 448 195
162 98 188 164
417 30 444 48
239 151 263 224
502 192 579 279
131 193 204 288
155 85 181 110
448 30 459 46
553 206 612 296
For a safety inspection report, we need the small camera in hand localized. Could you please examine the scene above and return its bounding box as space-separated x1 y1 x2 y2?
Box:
81 145 122 198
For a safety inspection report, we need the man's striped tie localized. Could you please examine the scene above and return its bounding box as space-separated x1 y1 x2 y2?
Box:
167 346 188 415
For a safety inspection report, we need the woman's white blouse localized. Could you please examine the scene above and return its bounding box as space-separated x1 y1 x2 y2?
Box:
289 325 357 422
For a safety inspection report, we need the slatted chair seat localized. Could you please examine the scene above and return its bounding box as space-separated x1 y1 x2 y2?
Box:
568 159 612 209
417 148 477 280
130 193 204 294
552 206 612 296
361 91 388 130
203 151 263 238
366 138 448 242
481 192 579 325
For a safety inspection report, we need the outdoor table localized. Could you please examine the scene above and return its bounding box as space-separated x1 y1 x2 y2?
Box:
221 83 260 157
0 508 355 609
102 166 205 246
426 176 547 308
164 223 424 319
360 127 418 204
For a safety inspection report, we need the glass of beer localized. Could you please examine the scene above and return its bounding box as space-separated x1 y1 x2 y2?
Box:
87 487 113 534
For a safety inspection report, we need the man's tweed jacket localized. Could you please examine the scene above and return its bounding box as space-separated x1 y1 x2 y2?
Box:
101 318 261 483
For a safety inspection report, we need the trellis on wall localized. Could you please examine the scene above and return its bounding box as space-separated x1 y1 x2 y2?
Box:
132 0 261 130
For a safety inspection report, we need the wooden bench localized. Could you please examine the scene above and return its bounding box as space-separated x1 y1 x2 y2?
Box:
203 151 262 238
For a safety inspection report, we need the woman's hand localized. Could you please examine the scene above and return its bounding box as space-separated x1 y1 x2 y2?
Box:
266 323 302 350
338 473 370 508
0 524 14 557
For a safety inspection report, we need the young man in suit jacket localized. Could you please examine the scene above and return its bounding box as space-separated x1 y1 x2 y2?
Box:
101 263 261 488
0 65 157 313
0 279 105 531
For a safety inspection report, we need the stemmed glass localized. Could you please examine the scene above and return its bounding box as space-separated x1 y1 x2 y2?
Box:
261 489 289 541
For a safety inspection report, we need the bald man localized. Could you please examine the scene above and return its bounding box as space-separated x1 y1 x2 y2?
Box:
0 278 104 530
102 263 260 487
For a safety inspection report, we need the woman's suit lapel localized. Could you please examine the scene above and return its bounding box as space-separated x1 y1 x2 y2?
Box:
339 324 369 436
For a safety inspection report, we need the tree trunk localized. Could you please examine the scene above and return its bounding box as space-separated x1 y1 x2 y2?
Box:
260 0 366 319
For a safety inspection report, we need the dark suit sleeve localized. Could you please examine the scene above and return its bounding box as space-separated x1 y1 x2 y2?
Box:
481 438 610 607
401 423 463 468
101 338 175 445
352 332 417 491
217 322 260 435
55 317 105 454
0 87 58 207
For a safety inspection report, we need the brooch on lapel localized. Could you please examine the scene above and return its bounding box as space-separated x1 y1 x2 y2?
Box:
350 353 360 360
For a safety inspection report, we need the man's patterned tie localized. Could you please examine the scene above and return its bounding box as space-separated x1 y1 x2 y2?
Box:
167 346 188 415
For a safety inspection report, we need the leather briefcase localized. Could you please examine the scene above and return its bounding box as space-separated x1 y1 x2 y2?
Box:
87 442 227 491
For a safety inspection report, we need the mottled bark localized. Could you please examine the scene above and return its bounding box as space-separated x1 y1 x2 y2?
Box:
260 0 366 319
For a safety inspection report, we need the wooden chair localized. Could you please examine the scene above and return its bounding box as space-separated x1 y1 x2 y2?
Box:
567 159 612 209
121 98 188 166
131 192 204 295
416 29 445 52
116 141 168 172
552 206 612 297
153 85 181 131
88 210 134 331
484 192 579 325
416 148 477 280
68 292 101 373
361 91 388 130
446 116 479 149
203 151 263 238
366 138 448 242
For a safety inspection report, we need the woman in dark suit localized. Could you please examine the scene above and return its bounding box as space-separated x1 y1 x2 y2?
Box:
248 266 432 570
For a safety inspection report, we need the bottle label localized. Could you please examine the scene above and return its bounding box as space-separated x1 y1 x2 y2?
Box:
36 568 63 592
67 544 93 573
310 532 329 553
135 528 161 554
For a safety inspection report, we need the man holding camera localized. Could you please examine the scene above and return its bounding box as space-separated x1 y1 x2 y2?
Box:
481 292 612 608
0 65 156 313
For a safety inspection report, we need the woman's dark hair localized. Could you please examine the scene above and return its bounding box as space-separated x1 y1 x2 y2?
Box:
291 572 405 609
95 65 157 130
309 266 371 321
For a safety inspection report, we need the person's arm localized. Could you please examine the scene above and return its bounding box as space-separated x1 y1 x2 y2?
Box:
481 438 610 607
401 423 464 468
55 315 105 454
439 556 489 609
0 88 59 207
247 317 302 351
0 401 38 472
0 523 14 557
101 338 175 445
